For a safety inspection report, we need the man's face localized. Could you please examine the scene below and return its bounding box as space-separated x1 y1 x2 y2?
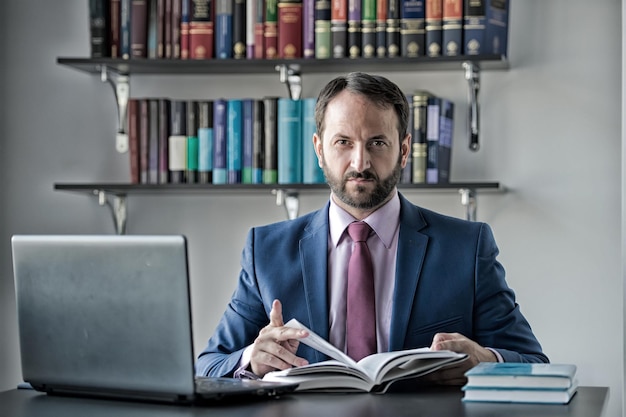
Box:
313 90 410 217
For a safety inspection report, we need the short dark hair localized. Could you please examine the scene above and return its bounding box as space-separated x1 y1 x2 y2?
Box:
314 72 409 142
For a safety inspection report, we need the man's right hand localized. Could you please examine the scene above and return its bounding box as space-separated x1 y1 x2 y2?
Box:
250 299 310 377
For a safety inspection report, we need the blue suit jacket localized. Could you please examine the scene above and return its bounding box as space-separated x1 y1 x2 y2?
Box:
196 194 548 376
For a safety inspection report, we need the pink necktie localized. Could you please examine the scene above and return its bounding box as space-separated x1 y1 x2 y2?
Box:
346 221 376 361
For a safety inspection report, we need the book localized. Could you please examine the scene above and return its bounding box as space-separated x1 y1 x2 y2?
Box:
347 0 361 58
148 99 160 184
437 98 454 183
89 0 110 57
168 100 187 184
331 0 347 58
301 97 324 184
110 0 121 57
314 0 332 58
180 0 190 58
130 0 149 58
158 98 171 184
242 99 254 184
302 0 316 58
197 100 214 184
120 0 132 58
186 100 199 183
246 0 257 58
425 96 440 184
464 363 578 389
147 0 159 58
411 90 432 184
401 93 413 184
375 0 387 57
189 0 214 59
277 98 303 184
425 0 442 57
386 0 401 57
254 0 265 59
400 0 426 57
264 0 279 58
252 99 265 183
463 0 485 56
139 99 150 184
227 99 243 184
361 0 376 58
127 98 140 183
233 0 246 59
262 97 279 184
442 0 462 56
171 0 182 58
485 0 509 56
462 383 579 404
212 98 228 184
278 1 303 59
215 0 233 58
262 319 468 393
164 0 173 57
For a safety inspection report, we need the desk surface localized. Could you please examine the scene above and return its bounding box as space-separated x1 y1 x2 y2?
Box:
0 386 608 417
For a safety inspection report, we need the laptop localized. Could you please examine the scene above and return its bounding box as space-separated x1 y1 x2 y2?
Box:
11 234 297 403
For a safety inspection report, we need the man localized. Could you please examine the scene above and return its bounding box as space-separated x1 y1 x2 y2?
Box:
196 72 548 384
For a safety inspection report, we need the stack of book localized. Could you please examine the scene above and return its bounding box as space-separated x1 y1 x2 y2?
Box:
462 363 579 404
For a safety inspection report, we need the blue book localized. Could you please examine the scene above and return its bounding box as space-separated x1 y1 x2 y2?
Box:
277 99 303 184
212 99 227 184
242 99 254 184
215 0 233 58
227 99 243 184
425 96 441 184
464 363 578 389
400 0 426 57
463 0 486 55
301 98 324 184
437 98 454 183
252 100 264 183
120 0 131 59
198 101 214 184
485 0 509 56
442 0 462 56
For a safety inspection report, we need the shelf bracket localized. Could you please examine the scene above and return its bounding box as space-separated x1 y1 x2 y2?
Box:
100 66 130 154
96 190 128 235
273 189 300 220
463 61 480 152
458 188 477 222
275 64 302 100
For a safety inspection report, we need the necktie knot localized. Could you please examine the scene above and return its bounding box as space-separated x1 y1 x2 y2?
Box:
348 222 371 243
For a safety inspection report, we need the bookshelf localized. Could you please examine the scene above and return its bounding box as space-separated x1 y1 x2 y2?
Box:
55 56 509 234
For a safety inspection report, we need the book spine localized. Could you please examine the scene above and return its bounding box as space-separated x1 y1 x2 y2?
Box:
425 0 443 57
148 99 160 184
120 0 132 58
252 99 264 183
171 0 182 58
110 0 121 57
246 0 256 58
278 98 303 184
242 99 254 184
147 0 159 58
254 0 265 59
347 0 361 58
158 98 171 184
139 99 150 184
314 0 331 58
426 96 440 184
128 98 140 183
361 0 376 58
186 100 199 183
130 0 148 58
164 0 172 57
278 1 303 58
331 0 347 58
301 98 324 184
400 0 425 57
302 0 316 58
198 101 214 183
227 99 243 184
263 97 279 184
463 0 485 56
179 0 190 58
442 0 462 56
386 0 401 57
212 99 228 184
89 0 110 57
157 0 166 57
233 0 247 58
485 0 509 56
375 0 387 57
215 0 233 58
169 100 187 183
264 0 279 58
411 91 430 184
401 93 413 184
189 0 214 59
438 98 454 183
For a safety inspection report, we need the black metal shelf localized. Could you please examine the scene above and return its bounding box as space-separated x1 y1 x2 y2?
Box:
57 55 509 76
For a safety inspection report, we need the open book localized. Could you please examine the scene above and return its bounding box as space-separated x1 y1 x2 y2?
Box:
261 319 468 393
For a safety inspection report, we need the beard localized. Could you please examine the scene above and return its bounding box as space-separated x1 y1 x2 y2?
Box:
321 154 403 210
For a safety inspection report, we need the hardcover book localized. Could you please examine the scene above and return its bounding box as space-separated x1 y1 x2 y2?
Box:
462 384 579 404
265 0 279 58
139 99 150 184
168 100 187 184
227 99 243 184
120 0 131 58
301 98 324 184
375 0 387 57
186 100 199 183
148 99 160 184
425 0 442 57
425 96 440 184
215 0 233 58
411 91 432 184
189 0 214 59
302 0 316 57
127 99 140 184
198 101 214 183
110 0 121 57
361 0 376 58
463 0 485 56
386 0 401 57
485 0 509 56
277 98 303 184
262 319 468 392
254 0 265 59
180 0 190 58
464 363 578 389
171 0 182 58
262 97 279 184
347 0 361 58
331 0 347 58
246 0 257 58
314 0 332 58
278 1 303 59
252 100 265 183
89 0 110 57
442 0 462 56
158 98 171 184
401 93 414 184
233 0 247 59
130 0 149 58
212 99 228 184
437 98 454 183
242 99 254 184
400 0 426 57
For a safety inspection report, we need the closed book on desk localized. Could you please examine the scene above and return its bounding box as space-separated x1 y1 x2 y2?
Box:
462 383 579 404
464 363 578 389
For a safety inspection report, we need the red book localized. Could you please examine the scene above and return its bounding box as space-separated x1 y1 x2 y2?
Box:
278 2 303 58
264 0 278 59
139 99 150 184
128 99 140 184
110 0 121 57
190 0 214 59
180 0 190 58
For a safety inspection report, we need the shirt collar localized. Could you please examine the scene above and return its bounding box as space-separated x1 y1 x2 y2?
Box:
329 189 401 249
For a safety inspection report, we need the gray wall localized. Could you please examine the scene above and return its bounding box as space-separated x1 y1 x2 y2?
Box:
1 1 623 416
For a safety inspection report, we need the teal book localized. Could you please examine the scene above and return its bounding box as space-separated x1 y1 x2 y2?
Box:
301 98 324 184
198 101 214 184
186 100 199 183
242 99 254 183
277 98 303 184
263 97 279 184
227 99 243 184
464 363 578 389
212 99 228 184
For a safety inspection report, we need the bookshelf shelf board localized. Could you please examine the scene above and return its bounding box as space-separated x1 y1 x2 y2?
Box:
56 56 509 76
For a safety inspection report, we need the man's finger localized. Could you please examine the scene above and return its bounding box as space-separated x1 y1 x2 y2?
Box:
269 299 284 327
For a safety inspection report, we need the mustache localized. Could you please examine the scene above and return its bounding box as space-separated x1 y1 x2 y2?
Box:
344 170 378 181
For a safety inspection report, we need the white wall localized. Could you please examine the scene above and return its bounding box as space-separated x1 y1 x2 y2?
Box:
0 1 623 416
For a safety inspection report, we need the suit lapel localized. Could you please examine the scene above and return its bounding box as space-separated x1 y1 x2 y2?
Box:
299 204 330 362
389 195 428 351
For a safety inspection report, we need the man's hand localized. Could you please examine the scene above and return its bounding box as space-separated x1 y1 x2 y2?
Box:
250 299 310 377
423 332 498 385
